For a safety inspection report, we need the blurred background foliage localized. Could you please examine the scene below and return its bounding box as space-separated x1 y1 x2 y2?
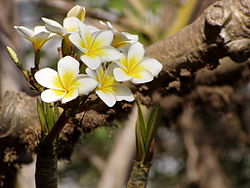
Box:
1 0 250 188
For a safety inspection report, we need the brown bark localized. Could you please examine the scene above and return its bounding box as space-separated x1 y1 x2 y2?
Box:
145 0 250 93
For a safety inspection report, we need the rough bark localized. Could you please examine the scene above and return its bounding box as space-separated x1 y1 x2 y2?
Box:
145 0 250 93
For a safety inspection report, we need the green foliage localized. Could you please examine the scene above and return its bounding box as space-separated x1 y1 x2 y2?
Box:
37 98 47 133
135 100 162 163
37 99 60 135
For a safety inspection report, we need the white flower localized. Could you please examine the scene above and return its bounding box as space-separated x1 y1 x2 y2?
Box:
113 42 162 84
42 17 82 37
34 56 98 103
14 25 56 51
86 65 134 107
100 21 138 49
67 5 86 22
69 23 121 70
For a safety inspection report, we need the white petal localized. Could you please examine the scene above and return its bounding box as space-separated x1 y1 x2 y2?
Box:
69 33 87 52
32 32 51 50
100 46 121 62
86 25 100 33
32 32 50 42
34 68 63 89
41 89 66 103
77 77 98 95
113 84 134 102
122 32 138 42
114 54 127 69
14 26 34 40
95 66 105 82
78 22 91 44
140 58 162 76
131 70 153 84
113 67 131 82
42 17 65 35
96 89 116 107
61 88 79 103
80 55 101 70
33 26 48 34
63 17 81 33
94 30 113 46
128 42 144 61
85 68 97 78
100 21 116 31
67 5 85 21
58 56 80 88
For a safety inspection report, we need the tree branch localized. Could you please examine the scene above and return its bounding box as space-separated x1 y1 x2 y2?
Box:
145 0 250 92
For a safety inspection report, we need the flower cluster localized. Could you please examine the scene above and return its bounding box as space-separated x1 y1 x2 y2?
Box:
15 5 162 107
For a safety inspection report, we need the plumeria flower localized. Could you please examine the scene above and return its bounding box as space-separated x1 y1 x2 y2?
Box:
100 21 138 49
14 25 56 51
42 17 82 37
34 56 98 103
67 5 86 22
113 42 162 84
69 23 121 70
86 65 134 107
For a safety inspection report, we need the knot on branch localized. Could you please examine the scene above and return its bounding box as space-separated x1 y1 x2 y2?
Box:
205 2 231 27
217 0 250 62
237 0 250 17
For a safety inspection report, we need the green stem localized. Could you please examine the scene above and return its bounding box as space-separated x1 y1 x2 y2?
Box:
45 110 68 145
127 161 151 188
34 50 41 70
62 37 73 57
35 142 58 188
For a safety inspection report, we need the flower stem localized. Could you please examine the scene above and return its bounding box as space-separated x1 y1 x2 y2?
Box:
34 50 41 69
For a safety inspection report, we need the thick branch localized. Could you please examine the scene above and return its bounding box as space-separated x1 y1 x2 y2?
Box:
145 0 250 92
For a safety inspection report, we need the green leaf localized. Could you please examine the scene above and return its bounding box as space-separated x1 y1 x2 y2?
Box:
37 99 47 133
136 120 145 160
136 100 147 142
145 104 162 152
45 103 55 131
53 106 60 123
135 99 147 160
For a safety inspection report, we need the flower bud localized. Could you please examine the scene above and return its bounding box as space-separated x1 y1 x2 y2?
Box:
6 46 19 63
67 5 85 22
